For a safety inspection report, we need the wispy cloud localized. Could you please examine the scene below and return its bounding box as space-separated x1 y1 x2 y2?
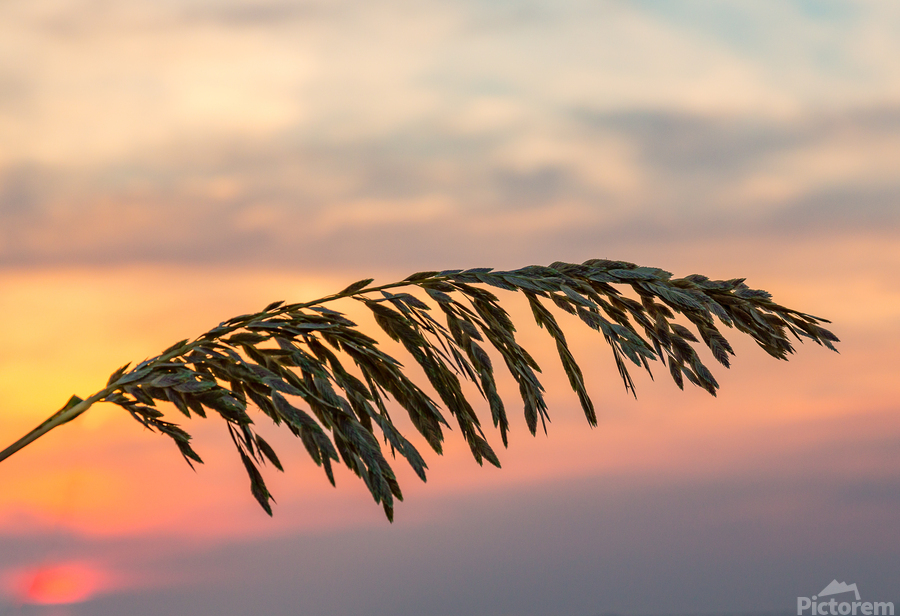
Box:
2 106 898 269
4 1 899 273
4 0 900 165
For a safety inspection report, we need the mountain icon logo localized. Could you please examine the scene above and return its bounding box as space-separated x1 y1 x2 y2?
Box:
817 580 861 601
798 579 893 615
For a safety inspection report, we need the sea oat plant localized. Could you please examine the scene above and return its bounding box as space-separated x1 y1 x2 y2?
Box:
0 259 839 520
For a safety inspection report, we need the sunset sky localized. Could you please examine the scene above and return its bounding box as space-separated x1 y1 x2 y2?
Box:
1 0 899 614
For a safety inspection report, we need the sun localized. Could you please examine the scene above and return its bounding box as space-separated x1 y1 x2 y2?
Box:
16 562 106 605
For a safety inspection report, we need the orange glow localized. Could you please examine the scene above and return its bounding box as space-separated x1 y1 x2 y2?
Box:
3 561 109 605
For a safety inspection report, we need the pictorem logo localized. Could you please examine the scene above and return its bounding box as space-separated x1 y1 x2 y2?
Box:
798 580 894 616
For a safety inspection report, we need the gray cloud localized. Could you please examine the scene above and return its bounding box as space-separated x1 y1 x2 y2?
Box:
579 106 900 181
2 107 899 271
579 110 812 178
178 0 337 28
0 166 48 218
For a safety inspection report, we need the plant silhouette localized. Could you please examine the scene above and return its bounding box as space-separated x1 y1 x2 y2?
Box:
0 259 838 520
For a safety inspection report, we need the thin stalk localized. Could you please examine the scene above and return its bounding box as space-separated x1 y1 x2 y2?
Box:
0 390 111 462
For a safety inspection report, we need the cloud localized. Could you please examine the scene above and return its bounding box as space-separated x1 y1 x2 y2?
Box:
1 2 898 284
179 0 332 28
5 0 900 171
2 105 898 271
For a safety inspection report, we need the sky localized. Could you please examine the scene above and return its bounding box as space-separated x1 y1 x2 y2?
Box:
1 0 899 614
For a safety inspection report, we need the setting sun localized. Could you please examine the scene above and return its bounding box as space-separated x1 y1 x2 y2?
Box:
5 562 107 606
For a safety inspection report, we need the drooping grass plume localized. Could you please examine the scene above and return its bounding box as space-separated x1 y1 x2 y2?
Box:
0 259 839 520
